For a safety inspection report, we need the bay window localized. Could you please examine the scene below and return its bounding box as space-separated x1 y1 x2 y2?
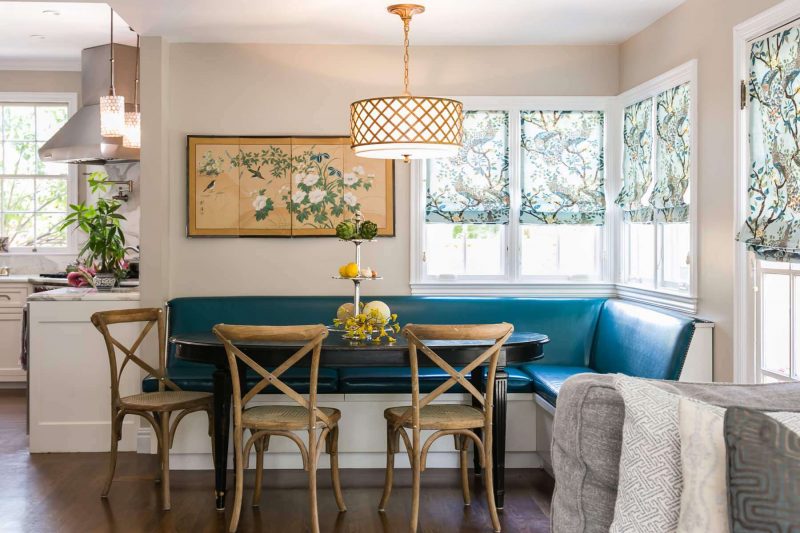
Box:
411 69 696 313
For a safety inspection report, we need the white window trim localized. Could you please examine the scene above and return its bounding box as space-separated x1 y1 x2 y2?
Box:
615 60 699 304
0 92 78 255
733 0 800 384
410 87 698 315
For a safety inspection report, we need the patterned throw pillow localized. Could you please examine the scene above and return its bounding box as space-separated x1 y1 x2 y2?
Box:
610 376 683 533
677 400 800 533
724 407 800 533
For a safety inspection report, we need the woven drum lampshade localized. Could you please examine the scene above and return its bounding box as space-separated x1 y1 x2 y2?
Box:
350 4 463 161
351 96 463 160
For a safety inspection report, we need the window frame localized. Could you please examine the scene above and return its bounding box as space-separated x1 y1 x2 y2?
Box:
410 96 617 296
614 60 699 310
0 92 78 255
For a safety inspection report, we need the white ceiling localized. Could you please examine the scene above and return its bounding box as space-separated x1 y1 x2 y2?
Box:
0 0 686 70
109 0 686 46
0 2 136 70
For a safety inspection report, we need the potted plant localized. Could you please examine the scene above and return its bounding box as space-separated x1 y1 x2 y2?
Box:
59 172 127 290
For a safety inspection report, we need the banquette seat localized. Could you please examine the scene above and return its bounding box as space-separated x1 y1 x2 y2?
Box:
144 296 697 406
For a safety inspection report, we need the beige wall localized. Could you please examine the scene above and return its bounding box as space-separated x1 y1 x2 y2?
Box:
620 0 784 381
0 70 80 100
158 43 619 300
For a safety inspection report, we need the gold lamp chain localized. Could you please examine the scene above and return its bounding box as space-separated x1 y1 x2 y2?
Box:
402 16 411 96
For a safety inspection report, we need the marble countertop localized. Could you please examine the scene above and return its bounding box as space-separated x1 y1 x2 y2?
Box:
27 287 140 302
0 275 139 287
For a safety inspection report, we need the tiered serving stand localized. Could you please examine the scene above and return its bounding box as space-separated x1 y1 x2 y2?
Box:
331 214 382 316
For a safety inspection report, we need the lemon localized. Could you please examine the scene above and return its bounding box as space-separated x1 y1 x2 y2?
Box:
338 265 347 277
344 262 359 278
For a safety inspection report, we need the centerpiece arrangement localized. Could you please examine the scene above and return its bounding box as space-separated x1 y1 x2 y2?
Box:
331 213 400 343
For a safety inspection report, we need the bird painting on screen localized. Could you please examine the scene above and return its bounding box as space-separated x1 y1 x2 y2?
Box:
203 179 216 192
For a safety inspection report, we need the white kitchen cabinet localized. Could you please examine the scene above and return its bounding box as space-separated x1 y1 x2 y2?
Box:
0 283 28 382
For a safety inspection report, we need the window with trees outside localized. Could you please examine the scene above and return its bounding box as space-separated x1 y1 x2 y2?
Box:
0 101 73 251
417 101 609 284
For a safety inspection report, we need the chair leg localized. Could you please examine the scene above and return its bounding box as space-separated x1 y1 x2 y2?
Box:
229 426 245 533
379 425 397 511
327 425 347 512
458 434 470 506
483 446 501 533
410 445 421 533
309 429 320 533
159 411 172 511
153 412 162 485
252 435 267 508
101 412 122 498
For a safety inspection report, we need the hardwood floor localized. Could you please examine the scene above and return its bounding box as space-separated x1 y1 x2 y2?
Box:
0 390 553 532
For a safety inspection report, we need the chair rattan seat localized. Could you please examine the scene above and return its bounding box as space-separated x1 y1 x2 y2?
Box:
242 405 341 430
121 390 212 411
384 404 485 430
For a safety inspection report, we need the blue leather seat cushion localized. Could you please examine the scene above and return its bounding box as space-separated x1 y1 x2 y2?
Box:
338 366 534 394
142 365 339 394
522 364 596 406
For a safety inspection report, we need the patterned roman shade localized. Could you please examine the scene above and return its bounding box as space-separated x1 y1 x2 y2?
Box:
616 99 654 222
425 110 510 224
519 110 606 225
737 28 800 261
653 84 691 223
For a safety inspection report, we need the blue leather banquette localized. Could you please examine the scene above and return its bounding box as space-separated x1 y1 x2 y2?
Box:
143 296 697 406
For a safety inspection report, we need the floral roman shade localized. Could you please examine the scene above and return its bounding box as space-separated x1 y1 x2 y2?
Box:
519 110 606 225
425 110 510 224
616 84 692 225
737 27 800 262
653 83 691 223
616 99 654 222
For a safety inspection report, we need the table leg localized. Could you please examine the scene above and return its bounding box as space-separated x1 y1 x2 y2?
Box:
470 368 483 476
212 367 231 510
492 367 508 509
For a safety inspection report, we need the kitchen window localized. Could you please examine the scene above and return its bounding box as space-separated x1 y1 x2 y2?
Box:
0 94 76 252
411 97 612 289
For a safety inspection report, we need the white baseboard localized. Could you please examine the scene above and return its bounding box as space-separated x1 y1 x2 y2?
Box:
163 450 544 471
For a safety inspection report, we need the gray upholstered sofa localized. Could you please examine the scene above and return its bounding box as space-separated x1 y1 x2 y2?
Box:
550 373 800 533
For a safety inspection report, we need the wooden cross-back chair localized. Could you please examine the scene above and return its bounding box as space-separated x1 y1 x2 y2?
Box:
212 323 347 533
91 308 214 510
379 322 514 533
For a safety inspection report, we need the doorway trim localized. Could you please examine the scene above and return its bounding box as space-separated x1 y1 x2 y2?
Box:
733 0 800 384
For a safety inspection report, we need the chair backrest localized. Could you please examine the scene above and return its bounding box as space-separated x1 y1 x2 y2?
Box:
399 323 514 430
91 307 179 405
212 324 329 430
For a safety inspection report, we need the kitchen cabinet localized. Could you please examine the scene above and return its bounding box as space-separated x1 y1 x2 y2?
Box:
0 283 28 382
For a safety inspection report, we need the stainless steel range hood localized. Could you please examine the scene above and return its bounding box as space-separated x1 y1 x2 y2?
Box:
39 43 139 165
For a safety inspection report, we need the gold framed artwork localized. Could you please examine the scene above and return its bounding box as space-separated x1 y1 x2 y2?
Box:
187 136 395 237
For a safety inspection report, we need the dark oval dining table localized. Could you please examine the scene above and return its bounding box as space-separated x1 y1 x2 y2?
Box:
172 331 549 510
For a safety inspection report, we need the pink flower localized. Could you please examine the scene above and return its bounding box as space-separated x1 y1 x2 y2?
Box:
67 266 96 288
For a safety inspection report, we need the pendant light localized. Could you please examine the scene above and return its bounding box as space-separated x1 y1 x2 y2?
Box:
123 33 141 149
349 4 463 162
99 7 124 137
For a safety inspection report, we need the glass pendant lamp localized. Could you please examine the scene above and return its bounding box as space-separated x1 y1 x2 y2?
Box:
350 4 463 162
99 7 124 137
123 34 141 149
